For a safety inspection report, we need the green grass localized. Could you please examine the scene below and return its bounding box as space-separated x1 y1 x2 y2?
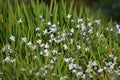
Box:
0 0 120 80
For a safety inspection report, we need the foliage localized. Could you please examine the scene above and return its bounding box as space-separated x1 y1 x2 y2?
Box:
0 0 120 80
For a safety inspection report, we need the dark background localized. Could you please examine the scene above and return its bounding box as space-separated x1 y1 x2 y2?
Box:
3 0 120 22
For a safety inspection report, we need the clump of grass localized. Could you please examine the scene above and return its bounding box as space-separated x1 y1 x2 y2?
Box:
0 0 120 80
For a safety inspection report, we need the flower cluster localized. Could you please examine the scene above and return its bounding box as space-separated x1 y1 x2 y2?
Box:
1 12 120 80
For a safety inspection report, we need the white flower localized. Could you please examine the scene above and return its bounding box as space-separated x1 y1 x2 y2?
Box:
70 39 73 44
37 33 41 37
49 39 52 43
88 29 93 34
50 34 54 39
71 19 75 22
72 69 77 73
94 66 98 70
39 15 43 18
61 33 66 41
77 45 81 49
110 28 113 31
67 14 72 19
27 41 32 48
50 59 54 64
63 44 68 50
10 35 15 41
57 22 60 25
89 74 93 78
76 24 80 28
81 23 86 31
0 78 2 80
34 55 38 59
47 21 51 25
52 50 58 55
60 77 64 80
21 68 26 71
85 47 89 52
114 70 120 76
96 31 99 37
44 70 48 76
6 44 11 49
64 58 70 62
100 34 104 38
44 49 49 57
43 29 48 34
40 51 43 55
82 74 86 79
8 48 13 53
116 24 120 29
109 54 114 58
40 43 44 47
3 56 10 62
49 26 57 33
29 70 33 74
68 63 77 70
85 69 91 73
78 18 83 23
35 27 40 31
83 32 86 36
62 33 66 38
109 63 115 69
70 58 75 63
51 24 56 27
95 20 100 25
106 27 109 31
97 68 103 73
2 44 12 53
70 28 74 33
36 72 40 76
76 71 83 77
114 57 117 62
18 18 22 24
53 57 57 61
64 57 75 63
91 61 97 66
104 66 107 70
88 61 97 67
44 43 49 49
68 63 74 70
88 22 92 27
36 39 42 44
117 29 120 34
32 45 37 50
87 18 90 21
55 39 61 44
10 59 16 63
22 37 27 43
2 46 7 52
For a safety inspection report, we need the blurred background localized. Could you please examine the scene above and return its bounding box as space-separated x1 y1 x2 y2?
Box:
66 0 120 22
3 0 120 22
